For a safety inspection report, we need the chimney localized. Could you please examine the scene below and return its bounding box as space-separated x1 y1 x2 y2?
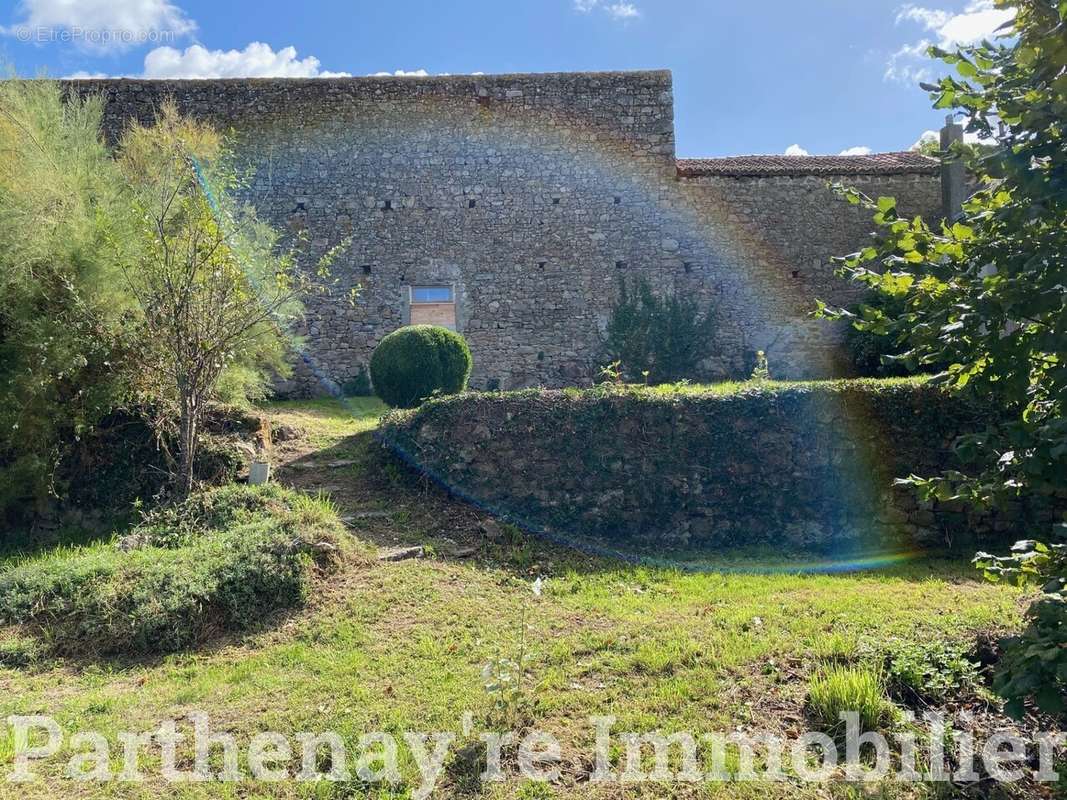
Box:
940 115 965 222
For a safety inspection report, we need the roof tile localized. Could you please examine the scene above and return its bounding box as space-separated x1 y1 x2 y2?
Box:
676 152 939 178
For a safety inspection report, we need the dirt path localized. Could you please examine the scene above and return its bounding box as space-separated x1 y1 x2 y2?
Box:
264 398 503 559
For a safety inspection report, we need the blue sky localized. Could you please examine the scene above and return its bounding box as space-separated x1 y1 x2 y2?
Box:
0 0 1012 156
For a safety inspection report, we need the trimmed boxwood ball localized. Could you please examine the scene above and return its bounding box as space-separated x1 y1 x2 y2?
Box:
370 325 473 408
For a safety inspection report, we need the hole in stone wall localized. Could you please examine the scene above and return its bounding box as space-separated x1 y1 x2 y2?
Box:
791 270 801 279
292 201 306 213
468 199 477 209
486 377 501 391
552 197 560 205
537 351 545 361
615 260 627 269
683 262 693 274
361 265 372 275
613 196 622 205
383 200 393 211
537 261 547 270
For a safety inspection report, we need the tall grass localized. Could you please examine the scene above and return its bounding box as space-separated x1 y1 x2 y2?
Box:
807 664 894 733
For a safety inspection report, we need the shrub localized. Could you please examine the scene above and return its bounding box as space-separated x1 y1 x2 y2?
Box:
807 664 894 733
975 540 1067 717
370 325 472 409
882 638 982 705
0 79 143 526
602 277 716 384
49 406 255 529
0 485 349 656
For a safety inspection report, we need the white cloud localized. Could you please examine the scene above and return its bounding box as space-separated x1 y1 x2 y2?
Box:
141 42 350 78
607 3 640 18
573 0 640 20
886 0 1015 85
3 0 195 51
61 48 446 81
371 69 430 77
897 0 1014 47
839 146 873 156
885 40 935 85
895 5 951 33
784 144 810 156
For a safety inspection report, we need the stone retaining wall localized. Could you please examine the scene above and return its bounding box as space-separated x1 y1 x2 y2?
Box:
377 382 1061 552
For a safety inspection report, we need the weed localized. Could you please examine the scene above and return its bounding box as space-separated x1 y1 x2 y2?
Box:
882 638 982 705
516 780 556 799
750 350 770 382
809 631 858 663
483 577 544 723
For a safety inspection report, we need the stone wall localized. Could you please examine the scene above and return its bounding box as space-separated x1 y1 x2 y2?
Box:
377 383 1061 553
69 71 942 393
675 172 943 376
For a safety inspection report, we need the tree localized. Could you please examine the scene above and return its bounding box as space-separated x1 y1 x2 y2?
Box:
117 103 348 497
603 277 716 384
0 78 142 524
820 0 1066 715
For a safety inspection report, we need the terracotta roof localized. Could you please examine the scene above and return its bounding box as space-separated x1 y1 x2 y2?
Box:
676 152 939 178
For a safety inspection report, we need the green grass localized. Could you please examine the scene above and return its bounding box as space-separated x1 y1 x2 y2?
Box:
0 394 1032 798
807 664 894 734
268 394 388 445
631 377 926 398
572 374 931 398
0 485 353 658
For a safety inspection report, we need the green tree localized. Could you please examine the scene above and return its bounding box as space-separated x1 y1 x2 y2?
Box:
841 291 916 377
0 78 141 524
603 277 716 384
820 0 1066 715
117 103 348 496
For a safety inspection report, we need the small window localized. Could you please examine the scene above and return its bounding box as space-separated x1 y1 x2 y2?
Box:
409 285 457 330
411 286 454 304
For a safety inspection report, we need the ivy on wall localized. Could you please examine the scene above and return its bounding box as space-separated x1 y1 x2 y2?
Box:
377 380 1051 553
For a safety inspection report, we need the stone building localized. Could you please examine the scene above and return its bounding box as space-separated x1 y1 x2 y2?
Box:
74 70 950 393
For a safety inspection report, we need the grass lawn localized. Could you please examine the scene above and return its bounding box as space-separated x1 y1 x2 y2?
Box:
0 396 1034 798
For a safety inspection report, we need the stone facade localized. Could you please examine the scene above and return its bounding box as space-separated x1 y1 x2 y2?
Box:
675 172 942 376
71 70 943 393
